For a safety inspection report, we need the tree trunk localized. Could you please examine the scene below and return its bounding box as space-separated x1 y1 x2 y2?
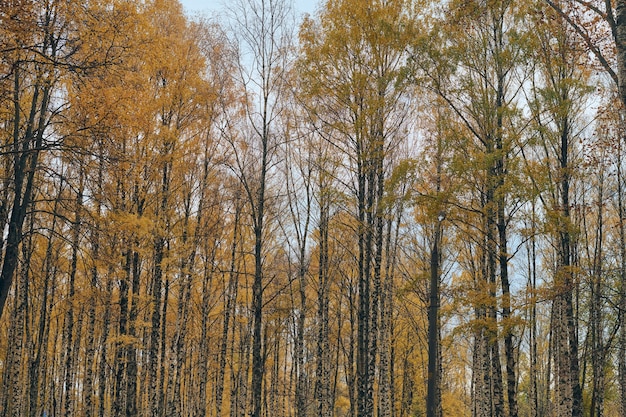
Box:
125 248 140 417
231 315 251 417
427 217 442 417
113 250 131 416
28 183 63 417
149 134 173 417
169 255 196 417
315 185 332 417
295 263 308 417
83 278 97 417
149 234 166 417
590 173 606 417
158 276 170 416
62 176 84 417
251 209 265 417
83 153 104 417
426 132 444 417
618 130 626 417
215 198 241 417
616 1 626 109
7 234 30 417
97 274 114 417
527 202 539 417
0 64 52 319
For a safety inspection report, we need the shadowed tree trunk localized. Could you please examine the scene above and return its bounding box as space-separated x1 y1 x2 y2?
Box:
214 194 241 417
0 1 58 319
62 173 84 417
619 128 626 417
314 163 332 417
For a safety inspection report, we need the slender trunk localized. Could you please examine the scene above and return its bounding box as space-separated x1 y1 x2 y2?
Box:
562 118 582 417
231 316 251 417
380 205 402 417
71 306 84 415
315 188 331 417
618 131 626 417
28 182 63 417
295 267 307 417
290 160 312 417
198 260 211 417
498 160 516 417
83 279 97 417
590 174 606 417
485 144 505 417
215 199 241 417
388 213 401 417
427 135 444 417
172 184 204 417
62 176 83 417
269 333 280 417
8 226 32 417
125 248 140 417
473 190 496 417
546 301 555 416
38 263 57 417
400 348 415 417
345 277 358 417
97 274 113 417
113 250 131 416
170 256 196 417
158 276 170 416
0 64 52 319
356 134 370 417
528 202 539 417
616 1 626 110
251 222 264 417
84 154 104 417
251 112 269 417
427 218 442 417
149 233 166 417
357 128 383 417
367 139 385 417
614 4 626 411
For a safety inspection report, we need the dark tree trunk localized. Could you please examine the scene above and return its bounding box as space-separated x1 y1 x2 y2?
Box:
426 218 442 417
619 131 626 417
616 1 626 109
62 176 84 417
215 198 241 417
97 274 113 417
314 181 332 417
589 172 606 417
125 248 140 417
617 4 626 415
113 250 131 417
0 65 52 319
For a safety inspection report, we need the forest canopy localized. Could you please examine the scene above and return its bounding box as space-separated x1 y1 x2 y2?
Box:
1 0 626 417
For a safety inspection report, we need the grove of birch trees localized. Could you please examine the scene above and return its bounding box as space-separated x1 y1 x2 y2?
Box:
2 0 626 416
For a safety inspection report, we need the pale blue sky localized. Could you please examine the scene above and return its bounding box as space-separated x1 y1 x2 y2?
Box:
179 0 319 19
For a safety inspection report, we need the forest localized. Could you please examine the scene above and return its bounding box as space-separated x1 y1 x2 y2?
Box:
1 0 626 416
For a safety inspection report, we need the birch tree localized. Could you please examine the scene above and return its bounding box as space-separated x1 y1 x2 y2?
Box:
226 0 294 415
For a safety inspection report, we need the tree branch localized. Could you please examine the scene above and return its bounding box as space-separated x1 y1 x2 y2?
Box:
545 0 619 87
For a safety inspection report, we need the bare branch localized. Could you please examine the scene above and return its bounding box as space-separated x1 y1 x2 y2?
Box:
546 0 619 86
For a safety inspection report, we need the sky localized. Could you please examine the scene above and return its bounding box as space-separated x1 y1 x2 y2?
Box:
178 0 318 19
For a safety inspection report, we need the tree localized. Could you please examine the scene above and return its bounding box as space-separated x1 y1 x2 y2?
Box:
540 4 626 413
298 1 412 415
225 0 294 415
525 5 596 414
415 1 528 415
416 99 456 417
0 0 83 318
